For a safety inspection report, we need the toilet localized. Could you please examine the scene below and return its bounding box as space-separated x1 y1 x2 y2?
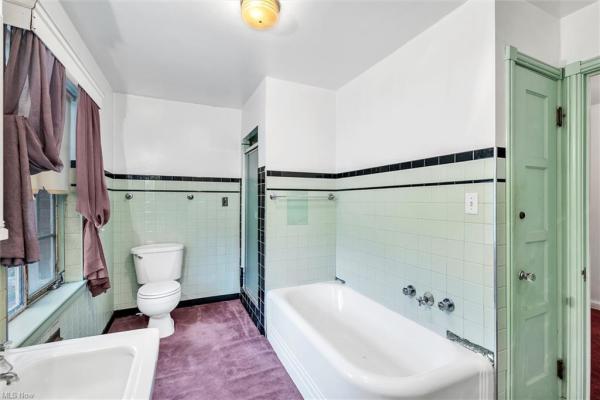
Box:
131 243 184 338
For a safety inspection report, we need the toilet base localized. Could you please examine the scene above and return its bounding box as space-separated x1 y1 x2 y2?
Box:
147 314 175 338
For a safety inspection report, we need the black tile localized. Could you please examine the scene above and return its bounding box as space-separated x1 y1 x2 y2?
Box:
455 151 474 162
474 148 494 160
439 154 455 164
425 157 439 166
411 159 425 168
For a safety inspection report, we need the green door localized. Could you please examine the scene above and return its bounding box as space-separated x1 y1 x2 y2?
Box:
511 65 560 399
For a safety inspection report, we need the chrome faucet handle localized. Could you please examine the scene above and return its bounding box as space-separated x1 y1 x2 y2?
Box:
417 292 435 307
438 298 455 312
402 285 416 297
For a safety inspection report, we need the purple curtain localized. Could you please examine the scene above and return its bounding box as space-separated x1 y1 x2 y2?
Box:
1 27 66 266
76 88 111 296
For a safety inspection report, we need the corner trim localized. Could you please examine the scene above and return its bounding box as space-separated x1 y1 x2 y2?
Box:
505 45 563 81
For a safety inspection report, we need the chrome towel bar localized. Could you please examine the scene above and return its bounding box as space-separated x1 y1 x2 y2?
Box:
269 193 335 201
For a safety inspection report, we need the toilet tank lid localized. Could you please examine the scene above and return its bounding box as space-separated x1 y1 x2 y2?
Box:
131 243 184 255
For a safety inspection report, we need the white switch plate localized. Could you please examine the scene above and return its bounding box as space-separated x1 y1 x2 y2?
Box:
465 192 478 215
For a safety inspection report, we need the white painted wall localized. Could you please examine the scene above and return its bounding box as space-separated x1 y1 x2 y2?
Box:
38 0 115 171
265 78 336 173
113 93 241 177
241 79 267 167
590 75 600 309
560 1 600 65
335 0 495 172
495 0 561 148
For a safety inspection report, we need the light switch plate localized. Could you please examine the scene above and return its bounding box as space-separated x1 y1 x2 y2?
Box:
465 192 478 215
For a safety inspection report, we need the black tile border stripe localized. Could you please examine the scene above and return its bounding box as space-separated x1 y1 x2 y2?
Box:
267 147 504 179
70 162 240 182
267 179 495 193
103 171 241 183
336 179 494 192
267 170 337 179
70 184 241 194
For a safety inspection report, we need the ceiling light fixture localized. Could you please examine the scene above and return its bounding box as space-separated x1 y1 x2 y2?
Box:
241 0 281 30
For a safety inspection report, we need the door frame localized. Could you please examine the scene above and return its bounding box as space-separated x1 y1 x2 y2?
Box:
507 47 600 400
241 127 259 303
563 55 600 400
505 46 565 399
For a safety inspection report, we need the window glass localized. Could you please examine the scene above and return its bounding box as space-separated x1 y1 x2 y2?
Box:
28 190 57 296
7 267 24 316
7 190 59 319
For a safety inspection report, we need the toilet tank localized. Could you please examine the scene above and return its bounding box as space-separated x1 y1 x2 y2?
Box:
131 243 184 284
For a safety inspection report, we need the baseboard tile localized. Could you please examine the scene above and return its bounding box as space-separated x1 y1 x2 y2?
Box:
104 293 240 333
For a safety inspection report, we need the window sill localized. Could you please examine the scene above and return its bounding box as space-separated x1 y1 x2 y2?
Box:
9 281 86 347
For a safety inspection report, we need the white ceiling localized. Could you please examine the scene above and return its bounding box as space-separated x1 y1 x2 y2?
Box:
526 0 597 17
60 0 465 108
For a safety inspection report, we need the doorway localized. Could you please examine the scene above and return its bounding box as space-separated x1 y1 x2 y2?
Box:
243 145 259 305
507 48 600 400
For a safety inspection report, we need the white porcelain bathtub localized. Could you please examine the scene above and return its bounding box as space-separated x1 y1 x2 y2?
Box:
266 282 493 400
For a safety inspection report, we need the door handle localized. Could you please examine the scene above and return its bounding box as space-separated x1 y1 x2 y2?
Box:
519 270 536 282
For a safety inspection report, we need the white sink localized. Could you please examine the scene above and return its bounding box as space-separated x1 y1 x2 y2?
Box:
0 328 159 399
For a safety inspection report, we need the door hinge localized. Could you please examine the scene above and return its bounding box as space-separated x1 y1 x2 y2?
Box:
557 359 565 380
582 269 587 282
556 107 565 127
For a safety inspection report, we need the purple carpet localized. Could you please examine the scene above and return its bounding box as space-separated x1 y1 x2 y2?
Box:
108 300 302 400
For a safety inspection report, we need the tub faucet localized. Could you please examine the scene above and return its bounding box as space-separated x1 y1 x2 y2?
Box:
417 292 435 307
335 276 346 284
0 342 18 386
402 285 416 297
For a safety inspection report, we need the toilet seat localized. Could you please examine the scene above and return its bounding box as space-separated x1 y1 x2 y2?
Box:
138 281 180 299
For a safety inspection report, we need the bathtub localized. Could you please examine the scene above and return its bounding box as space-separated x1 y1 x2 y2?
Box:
266 282 493 400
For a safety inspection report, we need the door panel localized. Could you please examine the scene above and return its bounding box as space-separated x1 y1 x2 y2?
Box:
244 148 259 303
512 65 559 400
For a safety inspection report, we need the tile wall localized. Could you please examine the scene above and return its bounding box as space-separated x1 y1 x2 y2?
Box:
265 176 337 291
241 167 266 333
107 176 241 310
262 149 499 357
20 187 114 346
21 283 113 346
335 156 496 352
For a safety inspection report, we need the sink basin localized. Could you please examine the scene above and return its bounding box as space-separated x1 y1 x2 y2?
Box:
0 328 159 399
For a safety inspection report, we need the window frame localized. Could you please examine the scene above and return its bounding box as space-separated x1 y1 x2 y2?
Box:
8 193 62 321
4 29 78 321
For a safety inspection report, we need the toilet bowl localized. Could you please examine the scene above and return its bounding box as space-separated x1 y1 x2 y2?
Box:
137 281 181 338
131 243 184 338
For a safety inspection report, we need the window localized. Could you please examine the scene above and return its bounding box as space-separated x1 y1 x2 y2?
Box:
6 85 76 320
8 190 62 319
4 30 77 320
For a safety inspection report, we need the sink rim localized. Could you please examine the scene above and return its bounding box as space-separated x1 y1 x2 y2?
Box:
2 328 160 400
